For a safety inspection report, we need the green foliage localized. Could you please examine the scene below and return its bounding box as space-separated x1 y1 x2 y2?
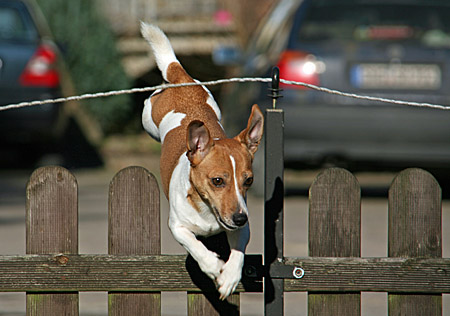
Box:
36 0 132 134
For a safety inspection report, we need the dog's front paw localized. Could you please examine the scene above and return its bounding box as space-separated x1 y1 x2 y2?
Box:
216 250 244 300
198 251 225 280
217 264 241 300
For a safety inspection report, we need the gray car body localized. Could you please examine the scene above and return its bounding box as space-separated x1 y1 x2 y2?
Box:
218 0 450 172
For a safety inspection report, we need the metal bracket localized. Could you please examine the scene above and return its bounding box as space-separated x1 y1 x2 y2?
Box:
242 261 305 280
268 264 305 279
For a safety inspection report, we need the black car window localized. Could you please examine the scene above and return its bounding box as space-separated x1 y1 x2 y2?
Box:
297 4 450 47
0 6 37 41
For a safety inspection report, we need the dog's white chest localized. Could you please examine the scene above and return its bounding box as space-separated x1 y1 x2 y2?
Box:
174 201 222 236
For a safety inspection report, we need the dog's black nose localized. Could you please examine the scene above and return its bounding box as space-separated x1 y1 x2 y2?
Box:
232 212 248 227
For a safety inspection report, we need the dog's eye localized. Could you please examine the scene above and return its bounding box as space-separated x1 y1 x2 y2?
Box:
212 177 225 187
244 177 253 187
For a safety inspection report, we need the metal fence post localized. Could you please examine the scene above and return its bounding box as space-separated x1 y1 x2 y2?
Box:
264 67 284 315
264 108 284 315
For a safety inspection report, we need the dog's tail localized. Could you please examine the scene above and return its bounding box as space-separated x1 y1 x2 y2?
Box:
140 22 183 83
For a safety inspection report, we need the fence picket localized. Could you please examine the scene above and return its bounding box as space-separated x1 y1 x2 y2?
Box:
26 166 79 315
108 166 161 315
308 168 361 316
388 168 442 316
187 293 239 316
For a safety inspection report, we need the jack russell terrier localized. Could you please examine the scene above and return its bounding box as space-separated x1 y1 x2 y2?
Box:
140 23 264 300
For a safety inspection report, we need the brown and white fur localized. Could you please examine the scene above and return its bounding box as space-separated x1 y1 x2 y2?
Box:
140 23 264 300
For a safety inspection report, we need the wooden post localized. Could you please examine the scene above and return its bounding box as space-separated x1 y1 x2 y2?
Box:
388 168 442 316
308 168 361 316
108 166 161 316
26 166 79 315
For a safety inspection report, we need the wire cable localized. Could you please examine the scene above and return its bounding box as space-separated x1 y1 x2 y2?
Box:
1 77 450 111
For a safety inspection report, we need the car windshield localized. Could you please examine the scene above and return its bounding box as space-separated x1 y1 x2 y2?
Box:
298 4 450 47
0 6 37 41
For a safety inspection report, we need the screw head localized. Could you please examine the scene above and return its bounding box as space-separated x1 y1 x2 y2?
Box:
244 265 257 277
293 267 305 279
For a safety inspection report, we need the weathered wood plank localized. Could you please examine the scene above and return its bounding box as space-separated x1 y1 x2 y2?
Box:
108 167 161 316
309 294 361 316
187 293 239 316
26 166 79 315
0 254 263 292
3 254 449 293
26 166 78 255
388 294 442 316
283 257 450 292
388 168 442 258
108 293 160 316
308 168 361 257
26 293 78 316
308 168 361 316
388 168 442 316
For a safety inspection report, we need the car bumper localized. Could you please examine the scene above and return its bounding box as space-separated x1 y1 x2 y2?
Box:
0 87 62 144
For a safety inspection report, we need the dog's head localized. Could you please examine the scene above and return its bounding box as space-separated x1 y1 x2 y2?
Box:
186 104 264 230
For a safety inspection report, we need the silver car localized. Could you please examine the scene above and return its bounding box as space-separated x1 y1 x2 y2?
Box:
217 0 450 176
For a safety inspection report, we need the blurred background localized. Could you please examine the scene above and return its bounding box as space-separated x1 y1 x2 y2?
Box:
0 0 450 315
1 0 450 184
0 0 272 170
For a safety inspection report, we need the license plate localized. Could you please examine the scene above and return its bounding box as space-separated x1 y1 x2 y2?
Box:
351 63 441 90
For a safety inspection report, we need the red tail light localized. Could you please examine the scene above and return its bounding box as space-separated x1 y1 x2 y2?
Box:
20 44 60 88
276 50 325 89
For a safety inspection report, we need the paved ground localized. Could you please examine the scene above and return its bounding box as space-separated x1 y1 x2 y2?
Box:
0 164 449 315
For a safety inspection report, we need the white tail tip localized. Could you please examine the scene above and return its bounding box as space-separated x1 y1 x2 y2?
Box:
140 22 178 81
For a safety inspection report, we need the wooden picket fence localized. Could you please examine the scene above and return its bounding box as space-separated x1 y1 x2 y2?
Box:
0 109 448 315
0 163 448 315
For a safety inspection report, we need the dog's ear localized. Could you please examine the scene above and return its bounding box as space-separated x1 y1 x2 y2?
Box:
236 104 264 155
186 120 214 166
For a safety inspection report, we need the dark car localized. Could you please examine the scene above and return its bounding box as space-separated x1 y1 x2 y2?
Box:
217 0 450 177
0 0 66 156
